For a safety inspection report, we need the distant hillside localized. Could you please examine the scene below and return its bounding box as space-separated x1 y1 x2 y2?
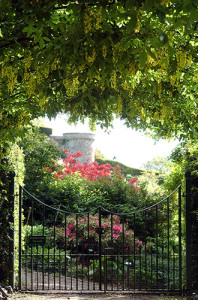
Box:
95 158 145 178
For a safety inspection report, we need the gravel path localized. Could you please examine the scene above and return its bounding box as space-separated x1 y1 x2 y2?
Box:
10 292 187 300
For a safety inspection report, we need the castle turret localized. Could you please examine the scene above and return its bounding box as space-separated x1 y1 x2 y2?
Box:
51 132 95 163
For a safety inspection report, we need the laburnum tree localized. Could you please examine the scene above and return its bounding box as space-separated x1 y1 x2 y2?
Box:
0 0 198 155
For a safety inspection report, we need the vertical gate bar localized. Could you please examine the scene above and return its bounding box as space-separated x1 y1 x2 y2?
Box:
104 250 107 293
8 172 15 289
70 248 72 290
70 250 72 290
36 245 39 290
173 247 175 291
48 246 50 290
156 205 158 291
31 198 34 290
82 251 84 290
144 210 147 290
178 185 182 291
25 246 27 290
167 198 170 292
127 246 130 290
64 214 67 290
93 254 95 290
151 245 153 291
162 244 164 292
76 214 78 290
139 245 142 291
88 212 90 290
19 185 22 290
122 216 125 290
98 207 102 291
59 249 61 290
111 214 113 291
42 204 45 290
111 214 113 240
185 171 192 293
117 253 119 291
53 211 56 290
133 213 136 290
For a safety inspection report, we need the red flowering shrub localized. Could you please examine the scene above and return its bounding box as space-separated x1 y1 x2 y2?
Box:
46 150 141 193
44 150 157 238
47 149 122 181
55 214 142 254
128 178 139 193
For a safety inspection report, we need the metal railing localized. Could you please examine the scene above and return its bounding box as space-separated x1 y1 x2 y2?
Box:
18 184 185 293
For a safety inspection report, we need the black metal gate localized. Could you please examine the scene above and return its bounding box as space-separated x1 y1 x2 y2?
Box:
18 185 184 293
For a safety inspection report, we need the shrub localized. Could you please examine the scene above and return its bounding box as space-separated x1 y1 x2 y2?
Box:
55 214 143 255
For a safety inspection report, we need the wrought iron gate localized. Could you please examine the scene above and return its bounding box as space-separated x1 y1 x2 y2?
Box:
18 185 184 292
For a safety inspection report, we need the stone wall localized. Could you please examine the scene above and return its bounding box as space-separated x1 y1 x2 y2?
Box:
51 132 95 163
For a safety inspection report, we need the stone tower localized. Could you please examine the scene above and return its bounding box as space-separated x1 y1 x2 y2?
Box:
51 132 95 163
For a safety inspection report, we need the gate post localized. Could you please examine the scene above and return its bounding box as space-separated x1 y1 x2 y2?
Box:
185 171 192 294
8 172 15 289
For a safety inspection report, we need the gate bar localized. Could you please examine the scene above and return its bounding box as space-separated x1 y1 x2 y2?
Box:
99 206 102 291
178 185 182 291
185 171 192 293
19 185 22 290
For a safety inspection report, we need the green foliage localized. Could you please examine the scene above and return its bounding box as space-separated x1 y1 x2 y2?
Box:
19 126 61 189
96 157 144 177
0 143 25 284
137 171 164 195
143 156 170 173
0 0 198 152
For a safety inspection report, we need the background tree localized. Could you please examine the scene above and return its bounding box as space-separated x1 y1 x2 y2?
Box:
19 126 61 193
142 156 170 172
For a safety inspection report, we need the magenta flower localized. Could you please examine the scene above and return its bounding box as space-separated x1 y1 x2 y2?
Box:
69 224 74 230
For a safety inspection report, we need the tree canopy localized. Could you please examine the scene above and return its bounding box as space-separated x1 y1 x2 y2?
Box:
0 0 198 151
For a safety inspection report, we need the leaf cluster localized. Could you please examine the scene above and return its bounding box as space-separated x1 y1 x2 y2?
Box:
0 0 197 152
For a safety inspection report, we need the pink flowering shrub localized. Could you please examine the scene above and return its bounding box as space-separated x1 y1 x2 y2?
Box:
55 214 142 254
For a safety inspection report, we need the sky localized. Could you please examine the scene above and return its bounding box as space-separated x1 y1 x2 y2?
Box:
43 114 179 169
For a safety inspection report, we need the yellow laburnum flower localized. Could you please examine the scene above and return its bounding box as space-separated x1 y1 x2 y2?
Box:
102 44 107 58
110 70 117 90
84 6 92 34
95 6 102 30
176 49 186 70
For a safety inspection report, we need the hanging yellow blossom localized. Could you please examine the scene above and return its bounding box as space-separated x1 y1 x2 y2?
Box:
110 70 117 90
85 47 96 63
157 82 162 98
102 44 107 58
161 0 171 6
95 6 102 30
176 49 187 70
84 5 92 34
128 62 136 76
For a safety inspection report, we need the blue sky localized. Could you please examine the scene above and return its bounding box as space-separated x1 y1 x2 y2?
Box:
43 114 179 169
